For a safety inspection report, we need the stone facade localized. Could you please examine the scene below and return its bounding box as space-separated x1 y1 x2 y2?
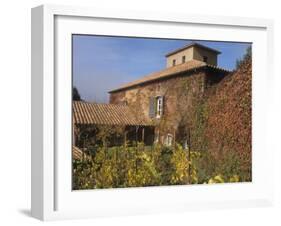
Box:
109 42 228 146
109 68 227 146
110 71 203 121
166 47 194 67
192 47 218 66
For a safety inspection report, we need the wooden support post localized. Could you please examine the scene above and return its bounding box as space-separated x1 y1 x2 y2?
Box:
124 131 127 148
82 138 85 161
142 127 145 143
173 129 176 150
135 126 138 144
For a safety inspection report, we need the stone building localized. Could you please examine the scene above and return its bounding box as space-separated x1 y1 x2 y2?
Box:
73 42 230 150
108 42 230 147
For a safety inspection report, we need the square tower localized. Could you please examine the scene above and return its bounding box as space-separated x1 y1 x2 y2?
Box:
165 42 221 68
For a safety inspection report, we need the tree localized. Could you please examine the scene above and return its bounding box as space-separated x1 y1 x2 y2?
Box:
73 86 81 101
235 46 252 70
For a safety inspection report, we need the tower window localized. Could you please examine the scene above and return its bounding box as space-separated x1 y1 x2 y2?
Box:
172 59 176 66
182 56 186 63
203 56 208 63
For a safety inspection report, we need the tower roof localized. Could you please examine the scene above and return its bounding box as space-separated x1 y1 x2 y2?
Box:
165 42 221 57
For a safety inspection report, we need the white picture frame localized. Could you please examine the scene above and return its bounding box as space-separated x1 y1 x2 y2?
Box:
31 4 274 221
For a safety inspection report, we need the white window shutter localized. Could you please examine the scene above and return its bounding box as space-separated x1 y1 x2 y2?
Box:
161 96 165 116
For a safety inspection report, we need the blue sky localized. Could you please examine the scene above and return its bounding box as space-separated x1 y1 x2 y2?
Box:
73 35 251 103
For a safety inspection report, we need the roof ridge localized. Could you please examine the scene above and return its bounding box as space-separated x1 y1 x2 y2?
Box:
122 59 205 82
108 60 213 93
165 42 221 57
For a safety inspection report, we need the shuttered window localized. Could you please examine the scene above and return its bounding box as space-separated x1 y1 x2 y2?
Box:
156 96 163 118
149 96 164 118
149 97 156 118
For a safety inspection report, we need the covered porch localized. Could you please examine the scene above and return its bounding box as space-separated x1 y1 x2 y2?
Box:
73 101 155 149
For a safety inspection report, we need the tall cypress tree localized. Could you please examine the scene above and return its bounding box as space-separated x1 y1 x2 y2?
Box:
73 86 81 101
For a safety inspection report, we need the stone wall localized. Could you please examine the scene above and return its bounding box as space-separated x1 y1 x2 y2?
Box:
166 46 218 67
166 47 194 67
109 70 211 144
193 47 218 66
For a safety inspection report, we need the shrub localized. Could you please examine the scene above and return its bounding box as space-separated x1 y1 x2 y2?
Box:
73 143 246 190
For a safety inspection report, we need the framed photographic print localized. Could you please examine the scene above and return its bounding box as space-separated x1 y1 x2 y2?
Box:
31 4 274 221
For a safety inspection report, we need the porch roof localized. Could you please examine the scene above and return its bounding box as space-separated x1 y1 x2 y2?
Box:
73 101 153 126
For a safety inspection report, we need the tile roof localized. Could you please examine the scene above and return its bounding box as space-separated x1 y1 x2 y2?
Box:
165 42 221 57
73 146 91 160
109 60 230 93
72 146 85 160
73 101 152 126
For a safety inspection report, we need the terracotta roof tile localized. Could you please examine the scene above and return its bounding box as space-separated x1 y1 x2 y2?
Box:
109 60 230 93
73 101 152 126
73 146 86 160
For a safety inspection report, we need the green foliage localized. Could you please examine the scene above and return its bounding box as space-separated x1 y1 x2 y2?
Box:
73 87 81 101
207 174 240 184
74 144 161 189
170 144 189 184
235 46 252 69
191 149 247 184
73 143 247 190
192 101 209 151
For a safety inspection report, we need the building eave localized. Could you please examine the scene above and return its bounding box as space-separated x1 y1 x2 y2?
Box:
108 65 231 93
